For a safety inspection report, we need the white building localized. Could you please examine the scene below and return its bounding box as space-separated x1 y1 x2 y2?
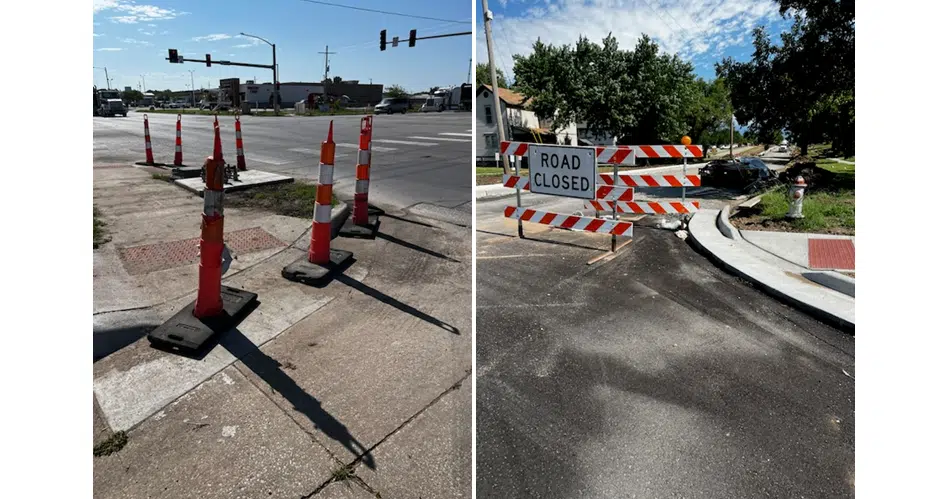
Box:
475 84 577 159
239 81 325 108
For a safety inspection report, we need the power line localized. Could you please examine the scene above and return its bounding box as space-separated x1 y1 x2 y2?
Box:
299 0 468 25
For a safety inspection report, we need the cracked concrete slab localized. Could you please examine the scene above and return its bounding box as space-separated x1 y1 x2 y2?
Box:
93 366 338 499
356 376 471 498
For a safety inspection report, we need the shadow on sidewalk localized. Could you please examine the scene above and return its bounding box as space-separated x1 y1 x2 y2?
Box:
334 273 460 335
376 231 459 263
380 212 436 229
221 329 377 469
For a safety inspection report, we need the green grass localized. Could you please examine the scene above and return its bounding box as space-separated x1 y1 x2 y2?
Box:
93 207 110 249
151 173 172 182
815 159 856 175
93 431 128 457
227 182 338 218
330 464 356 482
753 186 855 234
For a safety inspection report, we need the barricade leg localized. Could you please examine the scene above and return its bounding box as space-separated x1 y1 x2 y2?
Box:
282 121 353 285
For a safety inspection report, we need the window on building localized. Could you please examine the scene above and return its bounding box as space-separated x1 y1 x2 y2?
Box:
484 105 493 125
485 133 499 151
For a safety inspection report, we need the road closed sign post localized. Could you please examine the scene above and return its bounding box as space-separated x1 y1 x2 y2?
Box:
528 144 596 199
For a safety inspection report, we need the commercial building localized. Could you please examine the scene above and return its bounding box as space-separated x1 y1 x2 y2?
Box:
218 79 384 109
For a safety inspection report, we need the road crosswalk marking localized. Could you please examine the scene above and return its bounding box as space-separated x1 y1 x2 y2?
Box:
335 143 399 152
374 139 438 146
407 136 470 143
439 132 470 137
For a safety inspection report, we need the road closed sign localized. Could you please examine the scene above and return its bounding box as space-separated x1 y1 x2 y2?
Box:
528 144 597 199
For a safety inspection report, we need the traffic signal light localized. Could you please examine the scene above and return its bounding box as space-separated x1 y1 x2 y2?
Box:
206 54 212 67
168 48 178 63
409 29 417 48
380 29 386 51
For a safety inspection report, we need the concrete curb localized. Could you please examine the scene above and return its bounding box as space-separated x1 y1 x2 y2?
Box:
717 205 742 240
802 271 855 298
330 201 351 239
688 209 854 332
476 183 517 201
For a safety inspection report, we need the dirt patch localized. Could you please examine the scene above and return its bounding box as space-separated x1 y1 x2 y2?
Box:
227 182 337 218
477 174 504 186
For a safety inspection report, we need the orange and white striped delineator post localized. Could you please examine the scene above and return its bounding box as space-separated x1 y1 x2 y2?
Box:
234 115 247 171
143 114 155 165
339 115 381 238
146 119 258 355
282 120 354 285
173 114 184 166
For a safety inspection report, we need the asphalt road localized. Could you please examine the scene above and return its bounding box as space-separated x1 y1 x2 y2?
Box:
93 111 472 211
475 194 855 498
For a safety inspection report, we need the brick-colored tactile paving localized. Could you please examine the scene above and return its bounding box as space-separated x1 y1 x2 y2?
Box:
808 238 855 270
119 227 285 275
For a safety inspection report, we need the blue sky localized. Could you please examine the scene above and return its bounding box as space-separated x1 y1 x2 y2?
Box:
93 0 472 93
476 0 794 82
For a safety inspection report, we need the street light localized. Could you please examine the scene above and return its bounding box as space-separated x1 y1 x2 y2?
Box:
140 74 147 93
239 32 279 115
94 66 111 89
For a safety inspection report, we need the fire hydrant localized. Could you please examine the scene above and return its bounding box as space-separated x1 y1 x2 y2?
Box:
786 176 806 219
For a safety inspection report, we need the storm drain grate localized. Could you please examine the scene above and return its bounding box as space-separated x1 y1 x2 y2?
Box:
119 227 285 275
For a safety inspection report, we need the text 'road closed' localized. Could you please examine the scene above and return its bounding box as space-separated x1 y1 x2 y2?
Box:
527 144 596 199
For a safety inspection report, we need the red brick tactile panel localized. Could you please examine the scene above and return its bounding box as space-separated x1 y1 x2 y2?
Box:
808 238 855 270
119 227 285 275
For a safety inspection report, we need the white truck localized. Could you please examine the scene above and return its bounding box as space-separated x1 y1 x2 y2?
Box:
420 84 473 112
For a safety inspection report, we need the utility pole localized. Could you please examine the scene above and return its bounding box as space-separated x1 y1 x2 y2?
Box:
319 45 336 101
467 57 472 84
188 70 196 107
730 115 734 159
141 74 146 93
481 0 510 177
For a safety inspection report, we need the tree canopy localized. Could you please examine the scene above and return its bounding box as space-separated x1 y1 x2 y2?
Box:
717 0 854 155
121 89 144 104
476 63 509 89
383 84 409 98
512 34 703 144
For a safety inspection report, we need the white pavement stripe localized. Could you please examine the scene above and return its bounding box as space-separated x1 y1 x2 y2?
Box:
244 154 292 165
374 139 438 146
289 147 320 155
439 132 471 137
406 136 470 143
337 142 398 152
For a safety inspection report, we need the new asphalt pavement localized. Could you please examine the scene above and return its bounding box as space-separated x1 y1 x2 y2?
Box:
475 193 855 498
93 111 472 212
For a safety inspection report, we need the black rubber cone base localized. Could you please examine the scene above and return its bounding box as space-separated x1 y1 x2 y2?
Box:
338 214 380 239
368 206 385 217
171 166 202 178
147 286 258 356
282 248 354 286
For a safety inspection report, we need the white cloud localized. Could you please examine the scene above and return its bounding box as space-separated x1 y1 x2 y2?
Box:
147 23 157 27
96 0 186 24
192 34 232 42
97 47 123 51
233 36 264 48
478 0 783 76
233 44 253 48
120 37 152 46
138 28 154 36
93 33 104 37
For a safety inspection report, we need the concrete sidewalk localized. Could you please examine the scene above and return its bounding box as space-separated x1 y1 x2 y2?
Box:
688 208 854 331
93 164 471 498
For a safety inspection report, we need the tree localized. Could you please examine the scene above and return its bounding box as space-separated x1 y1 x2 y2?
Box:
122 89 144 105
513 33 696 144
476 62 509 88
717 0 854 156
383 84 409 98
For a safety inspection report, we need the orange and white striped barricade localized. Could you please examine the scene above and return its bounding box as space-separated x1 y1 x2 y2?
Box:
234 115 247 171
504 206 634 237
173 114 184 166
147 118 257 355
282 121 354 285
142 114 155 165
339 115 381 238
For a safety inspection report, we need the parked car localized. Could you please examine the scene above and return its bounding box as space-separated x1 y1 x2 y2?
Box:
374 97 410 114
699 158 777 192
